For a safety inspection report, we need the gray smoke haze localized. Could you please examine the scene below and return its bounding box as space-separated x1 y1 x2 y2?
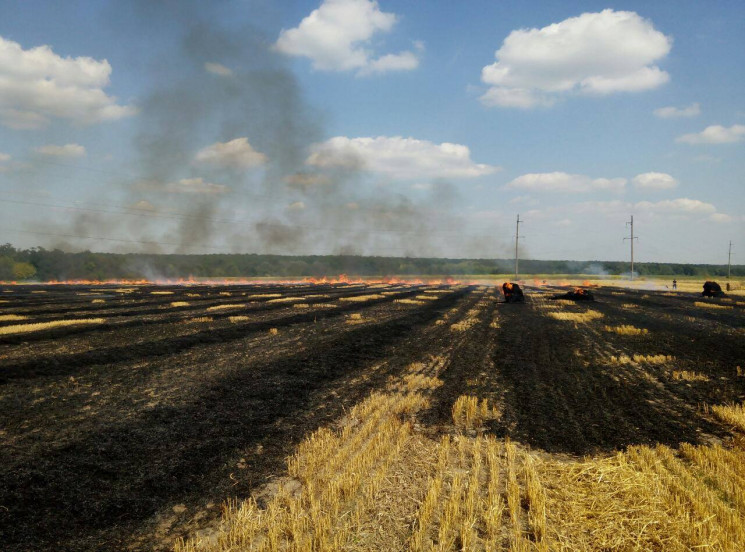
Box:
38 0 510 260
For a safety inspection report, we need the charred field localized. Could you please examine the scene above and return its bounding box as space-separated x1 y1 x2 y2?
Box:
1 281 744 551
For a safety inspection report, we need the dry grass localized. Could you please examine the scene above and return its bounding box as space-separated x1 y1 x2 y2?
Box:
292 303 311 308
345 313 364 325
170 301 190 307
610 353 674 365
268 327 278 335
228 316 249 323
394 298 425 305
180 316 213 324
694 301 733 310
0 314 28 322
604 324 648 336
245 293 282 299
452 395 499 430
671 370 710 382
620 303 639 309
266 297 301 304
414 294 440 301
206 303 246 311
150 291 174 295
339 294 385 302
450 306 481 332
0 318 105 335
548 310 604 323
91 299 105 304
175 370 745 552
710 402 745 432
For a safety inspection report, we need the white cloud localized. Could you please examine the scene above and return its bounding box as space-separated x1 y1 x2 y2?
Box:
194 138 267 169
166 177 227 195
654 102 700 118
632 172 678 190
411 182 432 190
34 143 86 157
676 124 745 144
480 10 671 108
635 198 716 214
204 62 233 77
284 172 332 190
274 0 419 75
0 152 9 162
306 136 499 179
287 201 306 211
506 172 626 193
358 50 419 76
0 35 137 129
710 213 733 223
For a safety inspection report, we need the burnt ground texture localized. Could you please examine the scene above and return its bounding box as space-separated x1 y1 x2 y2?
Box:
0 282 743 551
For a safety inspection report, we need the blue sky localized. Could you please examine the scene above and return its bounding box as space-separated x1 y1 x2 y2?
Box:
0 0 742 264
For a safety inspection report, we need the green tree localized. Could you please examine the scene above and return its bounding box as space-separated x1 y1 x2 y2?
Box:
12 262 36 280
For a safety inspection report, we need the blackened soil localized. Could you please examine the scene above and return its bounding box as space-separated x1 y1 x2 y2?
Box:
0 283 475 551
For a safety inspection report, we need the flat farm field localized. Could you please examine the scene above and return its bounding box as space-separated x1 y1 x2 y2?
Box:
1 282 744 551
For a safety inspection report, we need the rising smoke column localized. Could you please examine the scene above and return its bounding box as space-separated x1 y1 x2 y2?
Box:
56 1 507 264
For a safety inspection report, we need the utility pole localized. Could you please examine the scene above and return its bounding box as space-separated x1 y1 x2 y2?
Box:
624 215 638 281
728 241 733 280
514 214 522 281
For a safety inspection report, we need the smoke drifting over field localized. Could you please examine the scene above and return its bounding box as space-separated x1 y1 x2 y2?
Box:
33 0 504 261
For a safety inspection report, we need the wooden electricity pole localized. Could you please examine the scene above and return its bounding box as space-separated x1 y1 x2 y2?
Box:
728 240 733 280
514 214 522 280
624 216 638 281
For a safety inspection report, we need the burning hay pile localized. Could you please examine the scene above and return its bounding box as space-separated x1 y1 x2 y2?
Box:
702 281 727 298
501 282 525 303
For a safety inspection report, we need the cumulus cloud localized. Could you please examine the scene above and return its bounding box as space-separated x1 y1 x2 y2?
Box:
635 198 716 214
136 177 228 195
676 124 745 144
284 172 332 191
194 137 267 169
506 172 626 193
710 213 733 223
274 0 420 75
632 172 678 190
204 62 233 77
480 10 671 108
0 35 137 129
166 177 227 195
542 197 728 223
306 136 499 179
654 102 700 118
34 143 86 157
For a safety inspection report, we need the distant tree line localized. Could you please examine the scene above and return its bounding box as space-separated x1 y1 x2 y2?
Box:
0 244 742 281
